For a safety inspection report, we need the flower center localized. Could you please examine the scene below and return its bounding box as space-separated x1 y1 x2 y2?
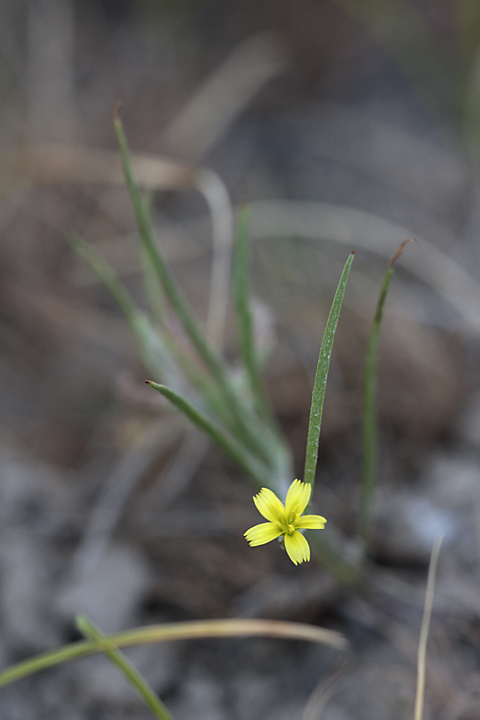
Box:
277 502 303 535
287 506 300 526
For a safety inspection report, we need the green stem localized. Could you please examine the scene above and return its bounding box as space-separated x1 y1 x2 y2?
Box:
0 619 346 689
76 615 175 720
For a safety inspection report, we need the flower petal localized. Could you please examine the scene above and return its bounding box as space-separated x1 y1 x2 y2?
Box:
285 479 311 518
284 531 310 565
296 514 327 530
244 522 282 547
253 488 285 523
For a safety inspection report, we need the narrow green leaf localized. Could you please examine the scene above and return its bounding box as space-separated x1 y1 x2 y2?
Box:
68 233 181 384
303 252 354 488
0 619 347 688
358 270 393 545
76 615 175 720
113 109 272 465
146 381 270 487
232 205 272 422
68 232 141 329
358 239 414 547
141 243 167 328
138 168 167 327
112 108 222 381
70 232 236 410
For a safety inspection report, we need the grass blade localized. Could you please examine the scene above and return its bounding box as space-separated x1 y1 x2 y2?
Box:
76 615 175 720
358 239 414 547
113 108 272 466
112 107 222 382
232 205 272 422
68 232 142 331
231 204 292 487
70 236 249 426
70 232 238 415
146 381 270 486
303 252 354 489
68 233 184 385
0 619 347 688
141 242 167 328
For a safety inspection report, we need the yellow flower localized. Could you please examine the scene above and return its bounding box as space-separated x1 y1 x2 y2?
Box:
244 479 326 565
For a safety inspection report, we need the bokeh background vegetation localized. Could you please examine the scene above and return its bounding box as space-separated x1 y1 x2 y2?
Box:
1 1 480 719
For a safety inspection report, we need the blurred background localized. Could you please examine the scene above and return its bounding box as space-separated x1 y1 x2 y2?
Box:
2 0 480 718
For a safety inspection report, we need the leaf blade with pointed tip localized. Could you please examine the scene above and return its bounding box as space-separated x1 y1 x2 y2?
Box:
358 238 414 547
303 252 354 489
146 381 270 487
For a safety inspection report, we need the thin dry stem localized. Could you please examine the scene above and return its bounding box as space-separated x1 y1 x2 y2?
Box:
414 534 443 720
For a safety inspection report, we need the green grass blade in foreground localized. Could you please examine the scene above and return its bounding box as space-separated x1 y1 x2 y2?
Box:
303 252 354 488
358 239 414 547
113 109 272 466
0 619 347 688
77 615 174 720
146 381 270 487
232 205 272 423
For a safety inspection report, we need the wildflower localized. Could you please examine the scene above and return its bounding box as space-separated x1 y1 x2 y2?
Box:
244 479 326 565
